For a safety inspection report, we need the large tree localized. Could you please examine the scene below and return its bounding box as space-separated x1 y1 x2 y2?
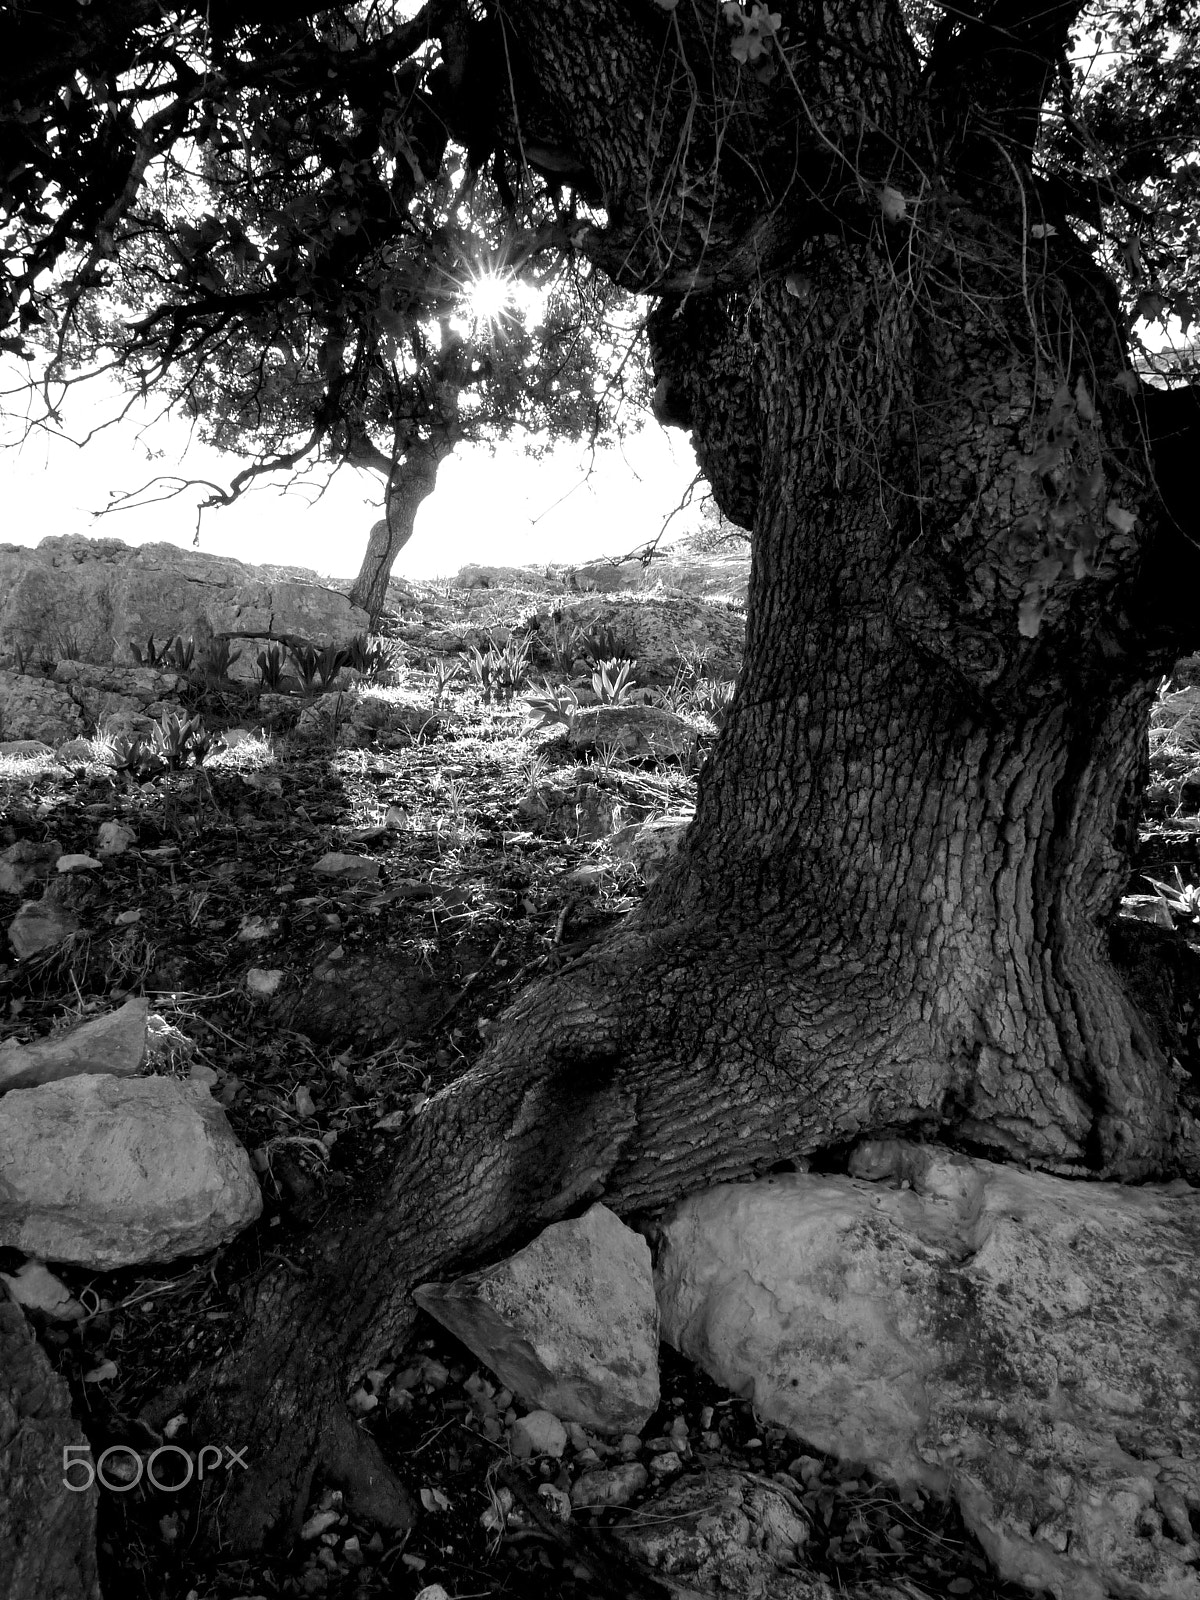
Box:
4 0 1200 1567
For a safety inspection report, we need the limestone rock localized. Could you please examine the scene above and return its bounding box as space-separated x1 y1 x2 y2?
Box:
570 1462 648 1508
7 897 81 960
0 1260 84 1322
96 821 137 857
0 670 85 745
607 815 692 881
568 705 696 763
414 1203 660 1434
0 997 147 1094
246 967 284 999
0 738 55 759
655 1145 1200 1600
0 838 62 895
510 1410 568 1460
0 535 368 680
549 596 744 684
0 1290 101 1600
614 1468 828 1600
55 854 101 875
0 1074 262 1267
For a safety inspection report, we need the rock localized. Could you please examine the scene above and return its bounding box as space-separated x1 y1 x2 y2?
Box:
510 1410 568 1460
237 913 280 942
7 897 81 960
549 596 744 684
570 1462 648 1509
454 564 550 591
647 1450 683 1481
607 815 692 881
95 821 137 856
0 1260 85 1321
246 967 284 999
0 1290 101 1600
313 852 381 882
0 535 369 680
568 705 697 762
0 997 148 1093
613 1468 825 1599
289 949 446 1047
0 738 55 759
414 1203 659 1434
56 737 98 764
1119 894 1175 928
568 561 646 593
0 1074 263 1267
0 670 85 745
0 839 62 895
655 1145 1200 1600
55 854 102 874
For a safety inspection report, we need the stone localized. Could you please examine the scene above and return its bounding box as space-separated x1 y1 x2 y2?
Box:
246 967 284 999
1119 894 1175 928
607 815 692 881
56 737 99 764
0 1074 263 1267
0 838 62 895
414 1203 659 1434
0 738 54 759
0 1291 101 1600
56 854 102 874
313 852 381 881
655 1144 1200 1600
613 1468 825 1599
568 705 697 762
549 596 745 684
0 1260 85 1322
7 897 81 960
570 1462 648 1509
510 1410 568 1460
96 820 137 856
0 535 369 681
0 670 85 745
0 997 147 1094
237 913 280 942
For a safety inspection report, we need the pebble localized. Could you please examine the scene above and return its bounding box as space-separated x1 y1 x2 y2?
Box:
300 1509 340 1541
510 1409 568 1460
56 854 102 873
648 1451 683 1481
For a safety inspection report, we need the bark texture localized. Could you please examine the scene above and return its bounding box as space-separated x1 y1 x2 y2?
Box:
166 0 1200 1559
347 444 445 624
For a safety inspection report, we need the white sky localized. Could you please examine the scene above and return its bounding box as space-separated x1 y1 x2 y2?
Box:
0 370 704 583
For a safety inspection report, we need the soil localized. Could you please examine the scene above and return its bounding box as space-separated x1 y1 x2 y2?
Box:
3 579 1199 1600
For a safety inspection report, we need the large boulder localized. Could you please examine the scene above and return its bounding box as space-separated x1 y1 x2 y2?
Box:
414 1203 660 1434
0 670 85 745
0 536 368 679
0 1074 262 1267
568 705 698 762
548 596 745 683
0 1290 101 1600
654 1144 1200 1600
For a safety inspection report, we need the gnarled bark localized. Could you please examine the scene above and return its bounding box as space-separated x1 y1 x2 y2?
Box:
347 442 447 625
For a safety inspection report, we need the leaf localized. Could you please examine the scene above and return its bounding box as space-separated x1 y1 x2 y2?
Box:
420 1486 452 1513
84 1359 118 1383
1074 375 1096 422
1112 369 1140 396
1105 503 1137 534
1030 222 1057 239
1018 591 1045 638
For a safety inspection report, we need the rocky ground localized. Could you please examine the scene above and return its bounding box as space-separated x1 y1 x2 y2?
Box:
2 566 1199 1600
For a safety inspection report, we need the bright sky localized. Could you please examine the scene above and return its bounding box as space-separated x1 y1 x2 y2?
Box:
0 369 704 583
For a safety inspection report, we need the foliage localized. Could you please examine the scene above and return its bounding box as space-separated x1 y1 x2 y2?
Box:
523 680 581 732
287 644 326 698
204 637 243 682
430 659 463 704
466 638 530 704
591 658 639 705
345 633 404 683
256 645 287 693
111 711 222 781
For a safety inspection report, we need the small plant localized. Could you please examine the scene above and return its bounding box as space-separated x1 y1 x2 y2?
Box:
577 622 630 667
112 733 168 783
466 637 530 704
315 642 350 690
257 644 287 691
523 679 580 732
691 676 737 728
592 658 639 705
165 634 196 673
205 636 243 681
431 658 463 703
129 636 163 667
111 711 219 781
11 642 30 674
345 633 403 682
1142 868 1200 922
289 643 323 696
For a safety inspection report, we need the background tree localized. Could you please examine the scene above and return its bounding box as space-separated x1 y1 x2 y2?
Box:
4 0 1200 1566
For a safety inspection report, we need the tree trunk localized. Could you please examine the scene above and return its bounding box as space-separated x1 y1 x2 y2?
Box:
347 444 445 625
160 1 1200 1561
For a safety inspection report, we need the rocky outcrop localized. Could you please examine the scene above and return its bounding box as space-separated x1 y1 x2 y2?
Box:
606 815 693 880
0 670 85 744
546 596 745 683
414 1203 660 1435
0 535 368 679
0 997 147 1094
0 1073 262 1267
654 1143 1200 1600
568 704 698 762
